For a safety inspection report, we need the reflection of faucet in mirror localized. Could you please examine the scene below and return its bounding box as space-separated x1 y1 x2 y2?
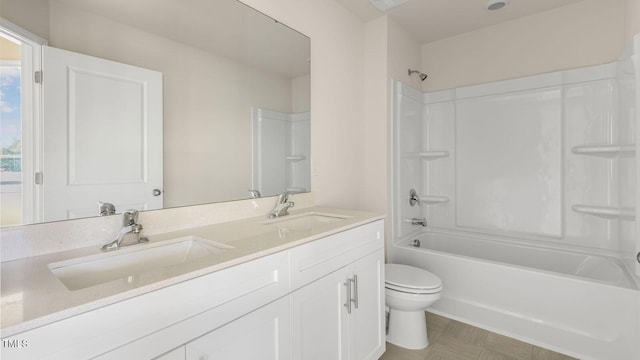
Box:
101 210 148 251
98 201 116 216
269 192 295 219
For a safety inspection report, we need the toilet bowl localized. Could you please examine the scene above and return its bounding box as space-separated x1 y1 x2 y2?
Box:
385 263 442 350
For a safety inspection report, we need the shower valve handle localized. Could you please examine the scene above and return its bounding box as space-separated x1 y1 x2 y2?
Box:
409 189 420 207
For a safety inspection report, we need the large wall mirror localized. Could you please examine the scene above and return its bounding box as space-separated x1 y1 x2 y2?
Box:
0 0 311 227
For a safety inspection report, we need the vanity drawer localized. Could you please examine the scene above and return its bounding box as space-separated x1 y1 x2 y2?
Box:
289 220 383 290
3 251 290 360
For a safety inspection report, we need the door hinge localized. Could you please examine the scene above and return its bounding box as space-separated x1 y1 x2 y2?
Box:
34 71 42 84
35 172 43 185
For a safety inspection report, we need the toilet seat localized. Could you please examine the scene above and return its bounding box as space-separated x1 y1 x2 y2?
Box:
385 264 442 294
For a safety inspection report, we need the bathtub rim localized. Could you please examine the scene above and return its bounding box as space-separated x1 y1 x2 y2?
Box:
392 228 640 291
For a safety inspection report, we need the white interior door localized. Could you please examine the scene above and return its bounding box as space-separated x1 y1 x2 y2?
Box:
42 46 163 221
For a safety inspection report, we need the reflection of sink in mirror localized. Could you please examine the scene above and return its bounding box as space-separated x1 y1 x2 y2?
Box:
48 236 232 291
264 212 349 230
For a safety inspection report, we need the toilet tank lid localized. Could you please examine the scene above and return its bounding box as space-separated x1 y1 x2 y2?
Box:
385 263 442 290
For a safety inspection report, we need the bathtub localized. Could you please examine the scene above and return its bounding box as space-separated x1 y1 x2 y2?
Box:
389 231 640 360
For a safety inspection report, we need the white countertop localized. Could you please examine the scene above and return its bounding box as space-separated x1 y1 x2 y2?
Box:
0 207 383 337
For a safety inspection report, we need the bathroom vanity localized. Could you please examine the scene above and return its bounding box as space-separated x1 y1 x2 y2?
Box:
0 208 385 360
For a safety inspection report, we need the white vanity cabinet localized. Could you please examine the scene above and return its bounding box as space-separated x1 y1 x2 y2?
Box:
2 251 290 360
290 250 385 360
2 219 384 360
289 219 385 360
155 347 185 360
185 296 290 360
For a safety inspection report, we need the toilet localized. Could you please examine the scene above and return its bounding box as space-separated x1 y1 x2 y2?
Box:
385 263 443 350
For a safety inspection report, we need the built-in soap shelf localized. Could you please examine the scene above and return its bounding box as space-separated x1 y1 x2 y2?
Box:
420 195 450 204
286 187 306 192
571 204 635 220
419 151 450 160
571 145 635 157
401 151 450 160
286 155 306 161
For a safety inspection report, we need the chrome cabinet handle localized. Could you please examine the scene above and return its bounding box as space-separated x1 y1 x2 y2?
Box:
344 280 352 314
152 188 162 196
352 275 359 309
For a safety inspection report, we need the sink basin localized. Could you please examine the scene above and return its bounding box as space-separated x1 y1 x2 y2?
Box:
49 236 232 291
264 212 349 231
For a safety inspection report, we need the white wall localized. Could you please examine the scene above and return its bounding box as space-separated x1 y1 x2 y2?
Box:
387 19 422 87
363 17 388 216
0 0 49 40
361 17 422 218
626 0 640 42
421 0 626 91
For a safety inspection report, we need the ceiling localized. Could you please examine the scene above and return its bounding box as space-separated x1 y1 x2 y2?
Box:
336 0 586 44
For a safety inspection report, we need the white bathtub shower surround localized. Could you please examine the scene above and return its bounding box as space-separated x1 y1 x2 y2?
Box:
251 108 311 196
392 234 639 360
391 35 640 268
389 33 640 360
619 33 640 277
392 62 631 251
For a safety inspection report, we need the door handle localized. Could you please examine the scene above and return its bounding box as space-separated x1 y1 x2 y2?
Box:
152 188 162 196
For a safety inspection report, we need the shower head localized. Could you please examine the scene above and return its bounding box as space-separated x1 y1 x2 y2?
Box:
408 69 428 82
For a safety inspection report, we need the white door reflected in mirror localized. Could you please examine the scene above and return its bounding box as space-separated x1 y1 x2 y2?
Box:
42 46 163 221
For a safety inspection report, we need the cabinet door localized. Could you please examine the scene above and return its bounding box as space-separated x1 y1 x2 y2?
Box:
291 267 349 360
350 250 385 360
186 297 290 360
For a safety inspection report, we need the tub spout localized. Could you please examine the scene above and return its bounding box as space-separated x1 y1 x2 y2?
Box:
411 218 427 227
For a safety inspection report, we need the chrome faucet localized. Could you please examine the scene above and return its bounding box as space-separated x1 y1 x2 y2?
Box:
101 210 147 251
269 192 295 219
411 218 427 227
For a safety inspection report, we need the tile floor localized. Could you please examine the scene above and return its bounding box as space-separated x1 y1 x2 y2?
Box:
379 312 577 360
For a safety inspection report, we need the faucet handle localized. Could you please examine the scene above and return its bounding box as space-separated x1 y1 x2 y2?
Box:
278 191 296 203
98 201 116 216
122 209 139 226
